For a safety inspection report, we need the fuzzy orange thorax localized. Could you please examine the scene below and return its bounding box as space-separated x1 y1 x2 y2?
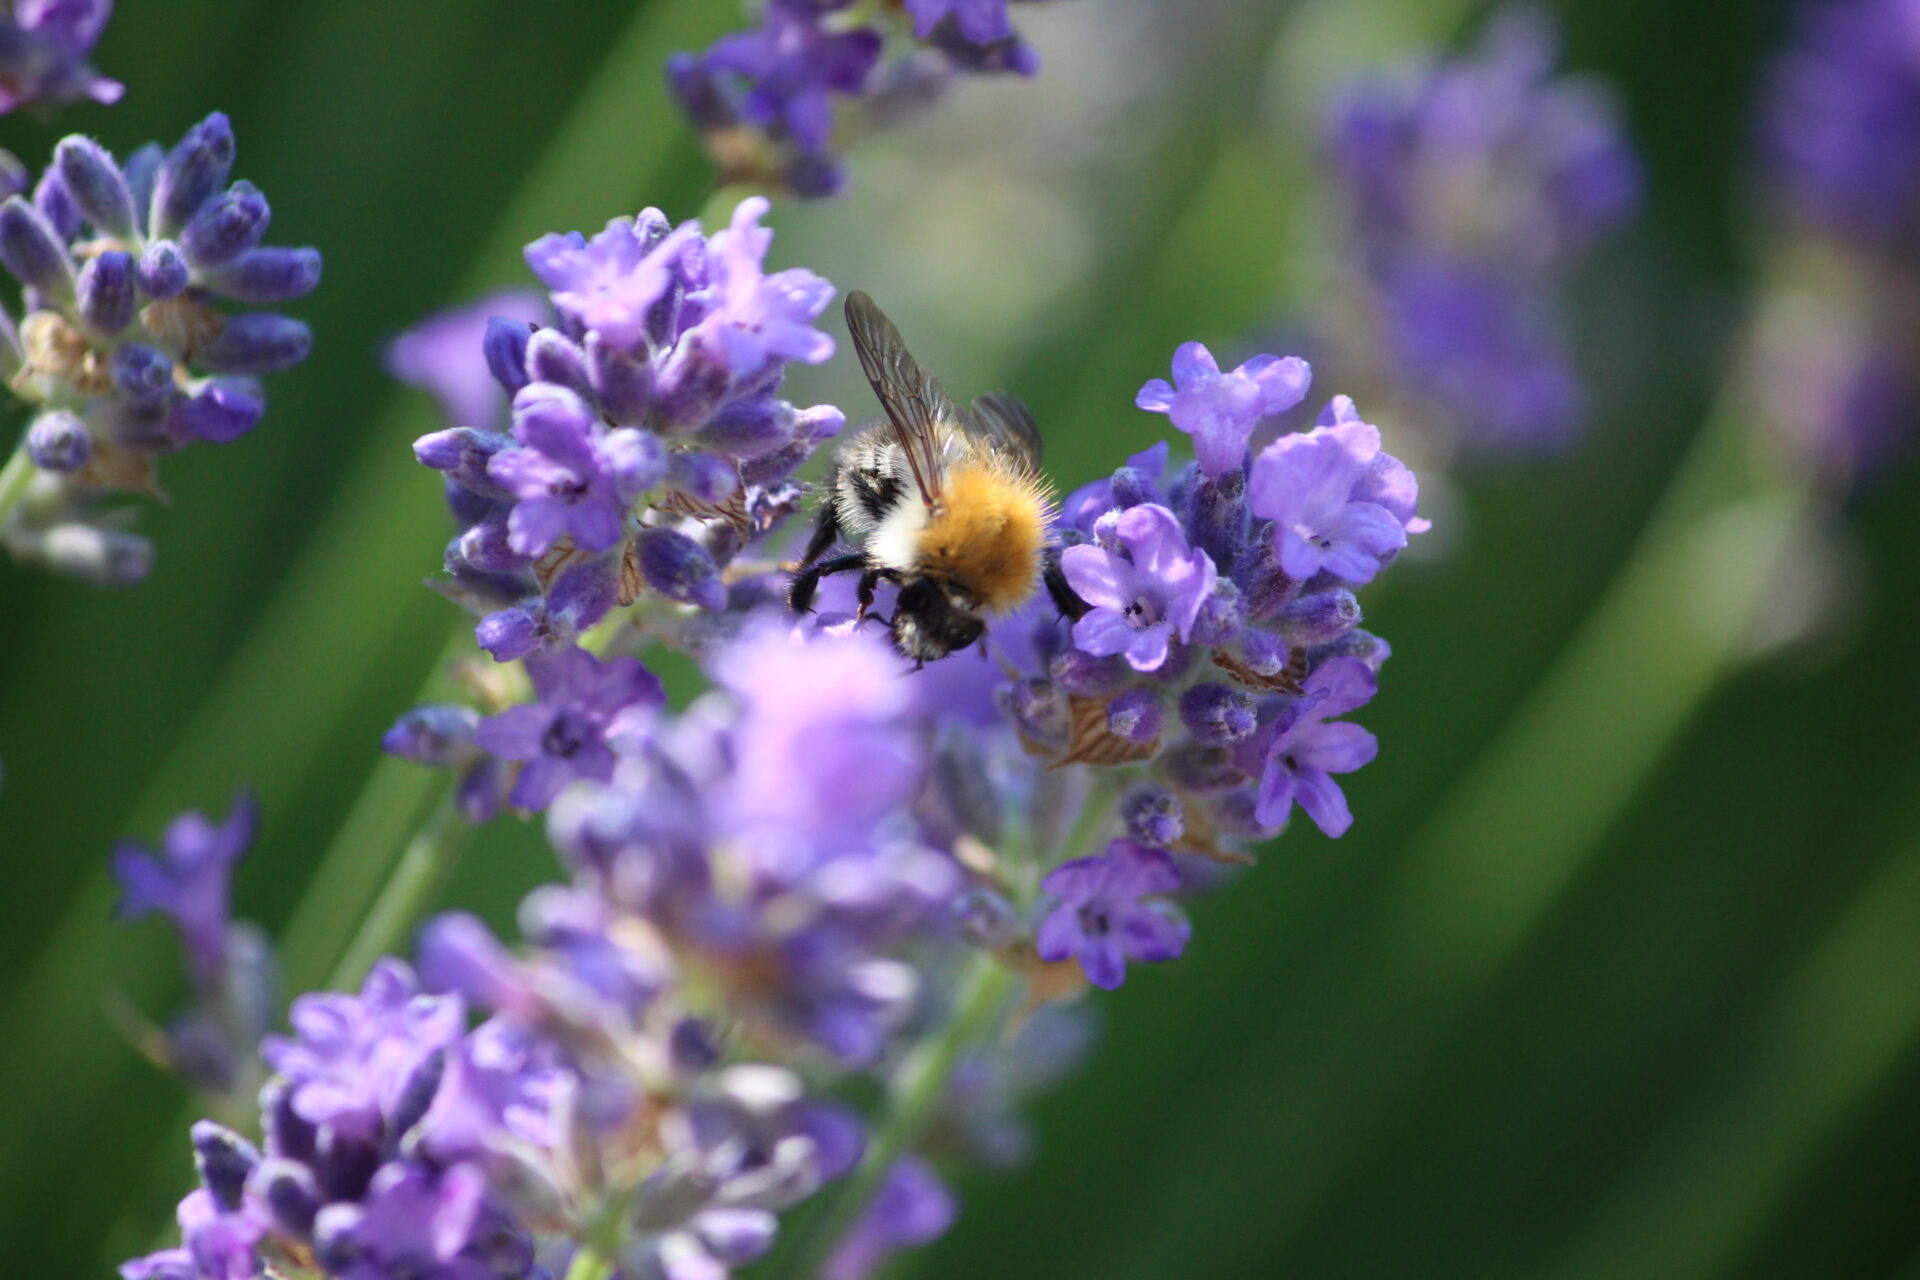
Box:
917 459 1053 613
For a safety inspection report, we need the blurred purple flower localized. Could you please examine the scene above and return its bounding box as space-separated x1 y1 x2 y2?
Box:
386 289 546 431
111 790 257 989
0 0 122 115
260 959 463 1145
702 3 882 151
824 1156 956 1280
904 0 1013 44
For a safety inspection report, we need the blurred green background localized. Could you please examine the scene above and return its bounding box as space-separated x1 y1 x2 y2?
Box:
4 1 1919 1277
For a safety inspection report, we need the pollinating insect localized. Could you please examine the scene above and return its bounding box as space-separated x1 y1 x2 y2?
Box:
790 292 1072 664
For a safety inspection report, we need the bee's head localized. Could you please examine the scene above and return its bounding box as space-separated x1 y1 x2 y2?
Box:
890 576 985 663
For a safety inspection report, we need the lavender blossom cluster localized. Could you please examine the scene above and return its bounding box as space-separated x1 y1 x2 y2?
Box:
668 0 1054 197
1321 7 1639 451
123 622 1083 1280
1753 0 1920 483
0 111 320 583
406 194 843 700
124 223 1424 1274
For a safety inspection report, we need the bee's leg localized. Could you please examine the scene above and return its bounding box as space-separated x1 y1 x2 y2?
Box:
1043 550 1090 621
788 553 866 614
855 567 895 622
791 491 843 572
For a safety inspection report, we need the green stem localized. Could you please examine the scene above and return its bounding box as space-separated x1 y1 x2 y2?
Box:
778 952 1020 1280
324 792 473 993
0 441 35 528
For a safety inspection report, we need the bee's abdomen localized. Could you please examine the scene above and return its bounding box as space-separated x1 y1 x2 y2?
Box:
917 461 1053 614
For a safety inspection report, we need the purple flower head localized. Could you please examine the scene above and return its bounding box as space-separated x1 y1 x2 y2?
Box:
701 4 883 151
525 213 698 353
386 289 547 431
260 959 464 1147
1765 0 1920 245
1136 342 1312 476
0 0 122 115
904 0 1013 44
708 618 921 845
1062 503 1217 672
824 1156 956 1280
488 384 665 556
1036 839 1190 990
1249 401 1422 585
111 790 258 989
474 645 665 811
1322 8 1639 449
686 195 835 378
311 1160 490 1280
1255 656 1380 837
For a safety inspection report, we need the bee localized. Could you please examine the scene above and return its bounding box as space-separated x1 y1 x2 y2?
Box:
789 292 1073 664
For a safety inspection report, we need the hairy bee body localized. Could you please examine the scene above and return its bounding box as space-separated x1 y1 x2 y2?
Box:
789 293 1057 663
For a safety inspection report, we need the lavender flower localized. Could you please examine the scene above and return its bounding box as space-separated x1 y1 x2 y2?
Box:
0 114 321 583
0 0 121 116
824 1157 956 1280
407 196 841 669
1136 343 1311 477
1320 6 1640 450
386 288 547 431
1062 504 1217 672
668 0 1044 196
1753 0 1920 484
473 645 664 810
1248 398 1419 585
111 791 257 989
1252 657 1380 837
1036 840 1190 990
488 385 665 556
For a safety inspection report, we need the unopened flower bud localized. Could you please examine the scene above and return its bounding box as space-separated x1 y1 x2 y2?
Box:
150 112 235 241
1281 589 1362 647
201 313 311 374
190 1120 259 1212
203 246 321 303
76 249 135 333
526 327 592 398
636 526 726 611
181 180 269 268
26 410 90 471
1179 683 1258 745
0 196 75 301
1122 786 1186 848
54 136 138 242
1106 687 1162 742
484 316 533 394
137 240 190 299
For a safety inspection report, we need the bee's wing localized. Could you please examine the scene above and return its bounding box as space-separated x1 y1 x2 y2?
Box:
845 291 954 506
961 390 1043 470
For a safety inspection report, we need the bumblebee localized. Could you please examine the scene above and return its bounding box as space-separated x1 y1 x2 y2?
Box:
789 292 1068 664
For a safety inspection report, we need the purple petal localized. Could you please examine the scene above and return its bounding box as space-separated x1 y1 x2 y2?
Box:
1293 720 1378 774
1291 767 1355 837
1070 607 1138 660
1170 341 1219 387
1135 378 1176 413
1305 656 1378 719
1060 544 1136 610
473 705 548 760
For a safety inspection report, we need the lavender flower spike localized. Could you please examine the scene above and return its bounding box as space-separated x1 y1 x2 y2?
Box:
1061 503 1217 672
1036 839 1191 990
111 790 258 989
1136 342 1311 477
